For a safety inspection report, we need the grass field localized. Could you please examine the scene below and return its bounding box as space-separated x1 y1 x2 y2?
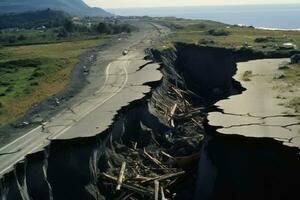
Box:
155 18 300 116
154 18 300 52
278 63 300 114
0 28 102 46
0 38 104 126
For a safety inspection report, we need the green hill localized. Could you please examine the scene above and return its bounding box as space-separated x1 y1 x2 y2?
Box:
0 9 70 29
0 0 112 17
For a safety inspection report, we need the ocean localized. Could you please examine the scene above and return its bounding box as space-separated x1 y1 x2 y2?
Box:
109 4 300 29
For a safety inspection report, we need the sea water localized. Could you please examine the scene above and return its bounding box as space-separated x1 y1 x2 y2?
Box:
109 4 300 29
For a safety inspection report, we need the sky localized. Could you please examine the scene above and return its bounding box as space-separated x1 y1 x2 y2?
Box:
83 0 300 8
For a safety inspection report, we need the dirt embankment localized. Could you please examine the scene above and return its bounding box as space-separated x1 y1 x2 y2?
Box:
1 44 300 200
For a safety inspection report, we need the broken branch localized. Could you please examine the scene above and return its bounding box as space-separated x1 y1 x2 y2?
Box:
101 173 153 196
143 149 167 169
142 171 186 184
154 180 160 200
116 162 127 191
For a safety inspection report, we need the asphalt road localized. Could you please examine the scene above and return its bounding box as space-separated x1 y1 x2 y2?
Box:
0 22 169 176
208 59 300 148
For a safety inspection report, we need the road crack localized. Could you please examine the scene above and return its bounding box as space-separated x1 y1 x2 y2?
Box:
222 122 300 131
0 149 22 156
220 111 300 119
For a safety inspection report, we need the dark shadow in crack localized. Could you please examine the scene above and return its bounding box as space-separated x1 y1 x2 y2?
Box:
0 149 21 156
136 61 155 72
194 120 300 200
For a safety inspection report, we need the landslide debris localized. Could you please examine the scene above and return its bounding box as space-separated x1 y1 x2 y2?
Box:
96 54 206 199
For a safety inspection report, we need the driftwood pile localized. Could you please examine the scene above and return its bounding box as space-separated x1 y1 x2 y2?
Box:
98 144 190 200
97 77 205 199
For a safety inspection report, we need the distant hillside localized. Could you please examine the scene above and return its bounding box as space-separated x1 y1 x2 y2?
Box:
0 0 112 17
0 9 70 29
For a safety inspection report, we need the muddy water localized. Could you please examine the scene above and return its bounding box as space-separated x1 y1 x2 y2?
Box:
208 59 300 147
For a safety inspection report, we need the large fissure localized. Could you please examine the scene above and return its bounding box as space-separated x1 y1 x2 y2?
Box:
1 44 300 200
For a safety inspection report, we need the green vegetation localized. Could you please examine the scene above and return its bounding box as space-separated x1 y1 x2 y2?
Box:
272 63 300 114
287 97 300 113
0 39 104 125
0 9 70 29
0 0 111 17
0 9 136 126
207 29 229 36
241 70 254 81
0 10 135 46
96 22 134 34
154 17 300 53
280 63 300 85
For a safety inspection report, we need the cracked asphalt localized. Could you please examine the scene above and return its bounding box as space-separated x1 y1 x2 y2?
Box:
0 22 170 176
208 59 300 148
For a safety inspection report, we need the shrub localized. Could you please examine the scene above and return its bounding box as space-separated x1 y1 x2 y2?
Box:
96 22 135 35
30 82 39 86
173 24 184 30
198 39 215 45
17 35 27 41
5 86 13 93
254 37 275 43
197 23 206 29
8 36 16 43
0 59 42 70
242 70 253 81
57 28 68 38
208 29 229 36
63 19 75 32
96 22 110 34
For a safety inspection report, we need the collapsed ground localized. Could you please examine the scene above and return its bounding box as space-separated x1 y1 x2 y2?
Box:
1 43 300 200
1 18 300 200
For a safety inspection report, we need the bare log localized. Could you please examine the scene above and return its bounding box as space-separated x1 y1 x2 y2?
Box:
191 118 202 128
161 151 175 160
156 171 185 182
143 149 166 169
101 173 153 196
154 180 160 200
143 171 186 183
116 162 127 191
160 187 167 200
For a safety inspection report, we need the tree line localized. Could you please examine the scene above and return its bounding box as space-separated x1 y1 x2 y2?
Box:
57 20 135 38
0 9 70 29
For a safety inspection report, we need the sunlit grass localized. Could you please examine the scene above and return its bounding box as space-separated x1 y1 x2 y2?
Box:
155 18 300 51
0 39 104 126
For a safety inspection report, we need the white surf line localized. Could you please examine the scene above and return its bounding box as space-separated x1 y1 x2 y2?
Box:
0 60 113 153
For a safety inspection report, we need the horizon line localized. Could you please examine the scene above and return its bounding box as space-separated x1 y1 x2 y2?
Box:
101 3 300 10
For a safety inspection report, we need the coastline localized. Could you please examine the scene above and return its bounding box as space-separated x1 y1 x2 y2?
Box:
111 4 300 30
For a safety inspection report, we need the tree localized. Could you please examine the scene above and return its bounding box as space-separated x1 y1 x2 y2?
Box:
96 22 110 34
17 35 26 41
63 19 74 32
8 36 16 43
57 28 68 38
